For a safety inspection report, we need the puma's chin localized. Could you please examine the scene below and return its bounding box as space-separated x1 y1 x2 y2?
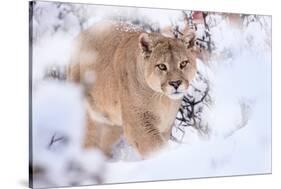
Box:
167 92 185 100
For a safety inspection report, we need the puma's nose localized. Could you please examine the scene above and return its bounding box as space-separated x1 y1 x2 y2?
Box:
169 80 182 90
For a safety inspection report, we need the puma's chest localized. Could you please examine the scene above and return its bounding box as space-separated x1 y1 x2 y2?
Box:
155 100 181 133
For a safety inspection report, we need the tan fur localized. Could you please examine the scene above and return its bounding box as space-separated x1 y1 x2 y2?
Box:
68 21 197 158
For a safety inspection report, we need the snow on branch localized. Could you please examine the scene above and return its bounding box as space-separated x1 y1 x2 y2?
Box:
171 71 212 142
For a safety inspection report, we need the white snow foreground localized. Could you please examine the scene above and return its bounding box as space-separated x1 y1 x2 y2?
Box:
32 81 106 188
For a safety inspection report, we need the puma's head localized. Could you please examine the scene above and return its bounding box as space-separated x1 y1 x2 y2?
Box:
139 31 197 100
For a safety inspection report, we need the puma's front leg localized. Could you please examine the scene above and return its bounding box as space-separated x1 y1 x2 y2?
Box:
123 110 166 158
83 113 123 158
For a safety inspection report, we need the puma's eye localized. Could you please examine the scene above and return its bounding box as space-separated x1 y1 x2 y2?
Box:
180 60 189 69
156 64 167 71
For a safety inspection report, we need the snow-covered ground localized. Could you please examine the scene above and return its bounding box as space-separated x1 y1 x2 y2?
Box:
31 1 271 188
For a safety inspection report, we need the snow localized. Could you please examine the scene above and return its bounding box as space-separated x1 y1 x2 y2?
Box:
32 33 75 86
31 1 271 188
32 81 107 187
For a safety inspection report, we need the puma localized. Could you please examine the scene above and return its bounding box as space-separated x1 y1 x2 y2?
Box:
67 21 197 158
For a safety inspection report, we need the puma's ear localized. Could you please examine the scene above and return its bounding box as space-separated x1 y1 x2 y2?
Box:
182 30 196 49
139 33 153 58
